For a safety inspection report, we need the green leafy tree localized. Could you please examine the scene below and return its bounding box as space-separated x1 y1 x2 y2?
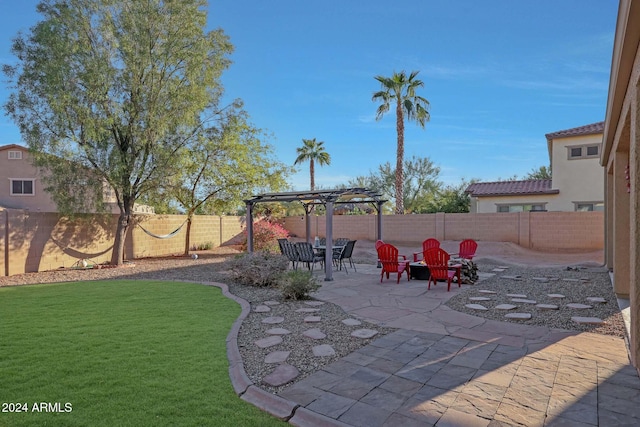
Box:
294 138 331 191
160 105 292 255
4 0 232 265
428 179 476 213
372 70 430 214
349 155 441 214
525 165 552 179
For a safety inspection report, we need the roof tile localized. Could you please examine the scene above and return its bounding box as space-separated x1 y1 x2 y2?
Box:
466 179 559 197
545 121 604 140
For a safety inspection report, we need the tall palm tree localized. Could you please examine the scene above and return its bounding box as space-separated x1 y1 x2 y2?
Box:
373 70 430 214
294 138 331 190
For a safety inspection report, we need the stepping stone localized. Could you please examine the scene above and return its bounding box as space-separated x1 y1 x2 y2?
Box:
255 336 283 348
254 305 271 313
507 294 527 298
498 266 510 269
351 329 379 339
505 313 532 320
495 304 517 310
567 303 593 310
466 304 488 310
532 277 549 282
303 328 326 339
502 275 523 280
304 301 325 306
548 294 566 299
296 308 321 313
492 268 506 272
266 328 291 335
469 297 492 301
342 318 361 326
265 351 290 363
586 297 607 304
263 300 280 306
304 316 321 323
263 364 299 387
262 316 285 324
562 278 582 282
511 298 537 304
312 344 336 357
478 290 497 294
536 304 559 310
572 317 604 325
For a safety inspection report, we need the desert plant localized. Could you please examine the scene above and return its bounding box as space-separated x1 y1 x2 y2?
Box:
241 220 289 253
279 270 321 300
226 252 289 287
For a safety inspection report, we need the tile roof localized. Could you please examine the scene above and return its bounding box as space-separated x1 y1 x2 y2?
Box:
465 179 559 197
545 121 604 141
0 144 27 151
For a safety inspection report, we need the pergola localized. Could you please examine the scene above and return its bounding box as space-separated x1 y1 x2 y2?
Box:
244 188 387 281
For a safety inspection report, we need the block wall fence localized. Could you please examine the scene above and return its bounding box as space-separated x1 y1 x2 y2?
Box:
1 208 244 276
2 208 603 276
283 211 604 251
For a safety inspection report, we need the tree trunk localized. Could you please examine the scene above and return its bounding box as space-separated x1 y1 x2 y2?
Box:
111 208 131 266
184 213 193 255
310 159 315 191
395 100 405 215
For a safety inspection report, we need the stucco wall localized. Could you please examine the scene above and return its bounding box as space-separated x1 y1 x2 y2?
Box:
473 194 557 214
0 147 58 212
283 211 604 251
549 133 604 211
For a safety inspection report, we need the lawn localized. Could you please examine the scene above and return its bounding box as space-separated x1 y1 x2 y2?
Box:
0 280 285 427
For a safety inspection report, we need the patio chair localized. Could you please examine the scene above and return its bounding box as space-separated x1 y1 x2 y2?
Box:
280 240 299 270
294 242 324 271
413 238 441 262
333 240 357 273
423 248 462 291
377 243 410 283
334 237 350 246
457 239 478 260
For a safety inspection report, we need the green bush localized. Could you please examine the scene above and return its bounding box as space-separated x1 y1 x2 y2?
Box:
241 220 289 253
226 252 289 287
191 242 213 251
280 270 321 300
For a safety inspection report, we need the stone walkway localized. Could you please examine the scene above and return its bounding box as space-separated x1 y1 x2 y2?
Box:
227 261 640 426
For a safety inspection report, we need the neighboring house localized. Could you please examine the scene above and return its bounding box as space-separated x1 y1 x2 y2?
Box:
466 122 604 213
0 144 154 214
601 0 640 370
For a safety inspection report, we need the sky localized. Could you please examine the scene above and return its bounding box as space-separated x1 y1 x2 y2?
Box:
0 0 619 191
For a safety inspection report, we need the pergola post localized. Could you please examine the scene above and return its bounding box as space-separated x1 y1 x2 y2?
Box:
324 201 334 281
304 204 312 244
246 202 254 253
377 201 383 241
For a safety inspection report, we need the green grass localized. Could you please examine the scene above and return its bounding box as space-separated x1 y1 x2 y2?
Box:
0 280 285 427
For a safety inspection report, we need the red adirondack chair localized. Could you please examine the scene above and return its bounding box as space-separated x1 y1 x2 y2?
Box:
423 248 462 291
458 239 478 260
413 238 441 262
377 243 410 284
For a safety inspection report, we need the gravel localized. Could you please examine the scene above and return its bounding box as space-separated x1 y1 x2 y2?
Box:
445 259 626 338
0 247 627 395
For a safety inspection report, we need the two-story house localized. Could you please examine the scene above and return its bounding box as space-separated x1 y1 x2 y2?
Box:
466 122 604 213
0 144 154 214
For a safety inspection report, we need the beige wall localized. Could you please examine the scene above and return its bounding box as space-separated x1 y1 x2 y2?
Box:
0 147 58 212
1 208 244 276
284 211 604 251
473 194 557 214
549 133 604 211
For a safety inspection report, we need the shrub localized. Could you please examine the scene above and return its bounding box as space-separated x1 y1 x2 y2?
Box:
241 220 289 253
226 252 289 287
191 242 213 251
279 270 321 300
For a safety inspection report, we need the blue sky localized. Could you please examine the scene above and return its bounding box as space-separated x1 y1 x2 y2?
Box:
1 1 618 190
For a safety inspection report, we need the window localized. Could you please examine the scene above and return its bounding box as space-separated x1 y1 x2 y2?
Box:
10 179 34 195
567 144 600 159
574 202 604 212
497 204 546 213
8 151 22 160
